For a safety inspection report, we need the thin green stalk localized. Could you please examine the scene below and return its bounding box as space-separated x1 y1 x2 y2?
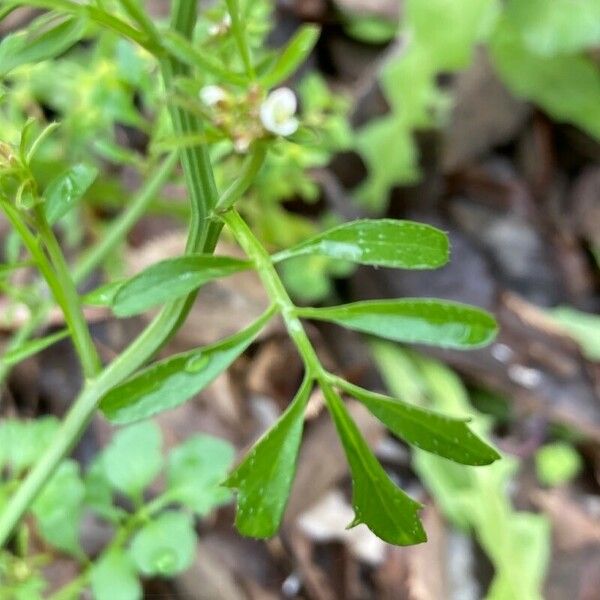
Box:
73 153 178 282
222 210 322 374
224 0 255 79
34 209 101 379
0 202 100 378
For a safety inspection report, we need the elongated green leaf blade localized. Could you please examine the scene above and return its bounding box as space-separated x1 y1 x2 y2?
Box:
261 25 320 87
323 385 426 546
299 299 497 349
82 280 125 307
0 329 69 367
273 219 449 269
225 377 312 538
45 163 98 225
100 309 274 424
0 16 85 76
340 380 500 466
112 255 251 317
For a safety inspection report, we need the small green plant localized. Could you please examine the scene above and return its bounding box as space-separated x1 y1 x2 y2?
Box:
0 418 233 599
0 0 500 573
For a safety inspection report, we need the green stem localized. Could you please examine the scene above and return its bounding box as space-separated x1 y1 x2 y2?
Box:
34 209 102 379
222 210 322 375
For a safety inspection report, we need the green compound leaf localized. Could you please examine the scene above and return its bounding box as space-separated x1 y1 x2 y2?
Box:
261 25 321 88
225 377 312 538
298 299 498 349
101 422 163 500
112 255 251 317
0 16 86 77
31 460 84 557
272 219 449 269
100 309 274 424
338 380 500 466
91 550 141 600
0 329 69 368
323 384 426 546
129 511 196 577
167 435 235 515
45 163 98 225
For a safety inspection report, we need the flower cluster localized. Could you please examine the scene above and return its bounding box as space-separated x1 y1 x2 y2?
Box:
198 85 299 153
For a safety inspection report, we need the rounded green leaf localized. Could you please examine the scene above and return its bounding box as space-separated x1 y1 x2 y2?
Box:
100 310 273 424
273 219 449 269
298 299 498 349
91 550 141 600
112 255 250 317
31 460 85 557
167 435 235 514
101 422 163 500
129 511 196 577
225 377 312 538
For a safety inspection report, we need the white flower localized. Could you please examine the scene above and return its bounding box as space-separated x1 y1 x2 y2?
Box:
259 88 299 137
199 85 227 107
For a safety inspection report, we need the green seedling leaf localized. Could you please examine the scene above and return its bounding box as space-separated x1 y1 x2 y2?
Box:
101 422 163 500
261 25 321 87
323 384 426 545
91 549 141 600
101 309 274 423
167 435 235 515
112 255 251 317
0 16 85 76
225 377 312 538
339 380 500 465
272 219 449 269
0 329 69 368
0 417 59 474
299 299 497 349
45 163 98 225
31 460 84 557
129 511 196 577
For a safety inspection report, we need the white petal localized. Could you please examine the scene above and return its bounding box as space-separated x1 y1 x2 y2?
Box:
199 85 226 106
259 87 299 136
